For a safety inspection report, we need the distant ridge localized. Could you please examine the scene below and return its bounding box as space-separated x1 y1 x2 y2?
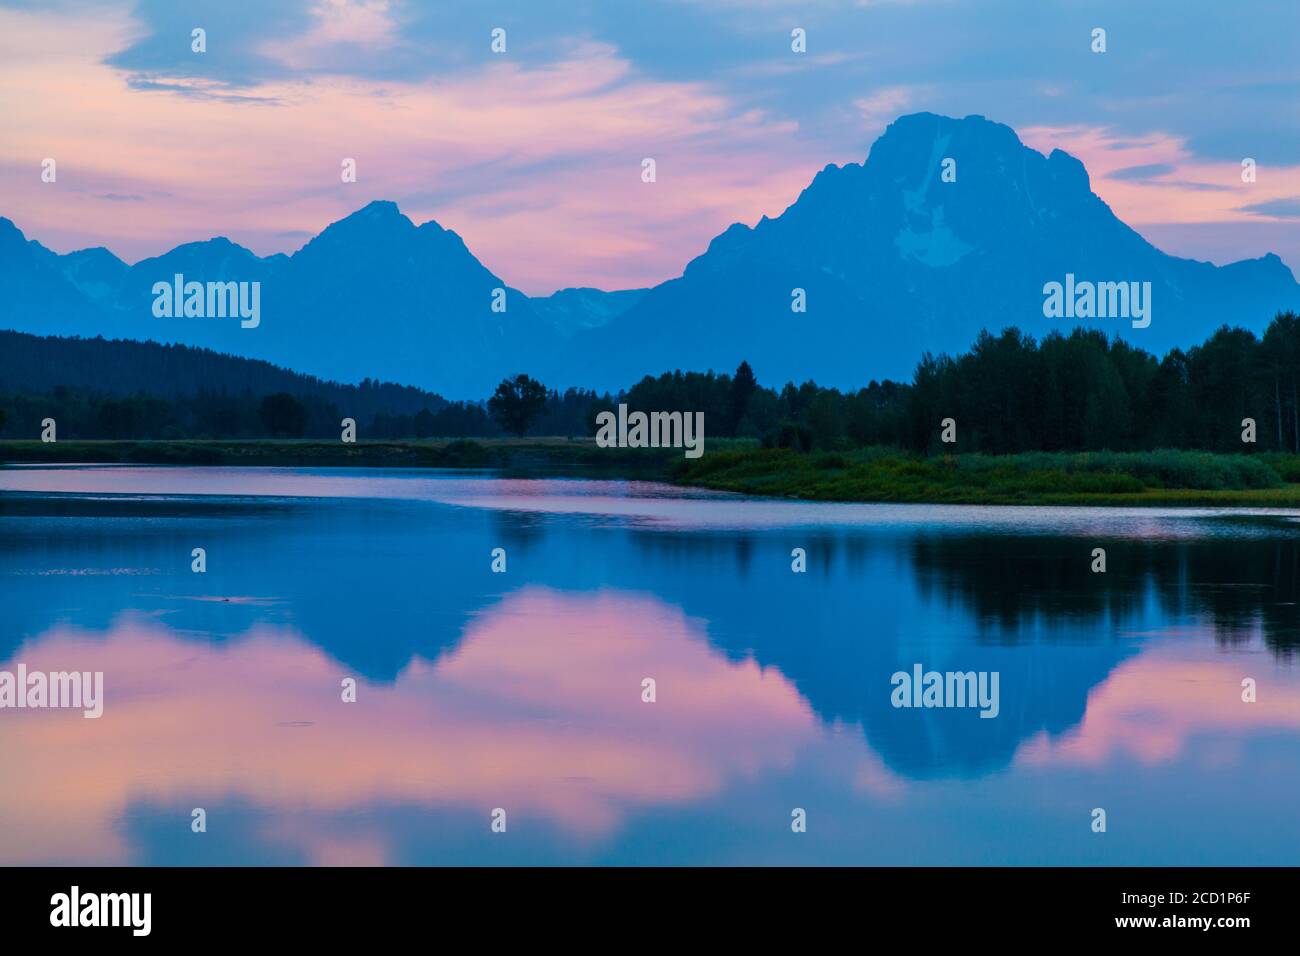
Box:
0 329 446 420
1 112 1297 396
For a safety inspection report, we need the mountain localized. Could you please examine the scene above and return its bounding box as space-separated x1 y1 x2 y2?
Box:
528 286 649 335
571 112 1300 389
2 112 1297 396
0 219 116 339
0 203 640 396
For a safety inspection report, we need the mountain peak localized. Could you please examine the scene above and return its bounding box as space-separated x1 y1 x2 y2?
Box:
141 235 262 265
335 197 410 227
294 201 417 260
1046 148 1091 190
873 112 1027 155
66 245 123 262
356 199 405 219
319 200 415 236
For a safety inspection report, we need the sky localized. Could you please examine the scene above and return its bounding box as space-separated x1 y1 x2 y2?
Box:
0 0 1297 294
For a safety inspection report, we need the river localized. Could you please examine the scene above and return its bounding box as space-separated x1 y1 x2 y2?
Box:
1 465 1298 864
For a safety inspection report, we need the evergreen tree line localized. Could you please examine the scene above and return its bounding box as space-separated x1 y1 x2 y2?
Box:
597 312 1300 454
1 312 1297 452
906 312 1300 453
0 382 613 441
0 330 448 421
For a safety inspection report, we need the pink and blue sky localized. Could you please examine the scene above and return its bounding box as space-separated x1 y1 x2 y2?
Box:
1 0 1297 294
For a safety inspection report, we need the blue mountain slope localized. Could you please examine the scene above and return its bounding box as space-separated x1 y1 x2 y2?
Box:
570 112 1300 389
0 203 575 395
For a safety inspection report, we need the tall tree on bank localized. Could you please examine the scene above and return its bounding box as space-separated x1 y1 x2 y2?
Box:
488 374 549 437
258 392 308 438
1263 311 1300 451
729 360 759 436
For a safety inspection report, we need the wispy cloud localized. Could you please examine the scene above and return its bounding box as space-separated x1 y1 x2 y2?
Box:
854 86 922 133
1 0 1297 283
1108 163 1176 181
0 3 832 291
1023 125 1300 222
1239 196 1300 219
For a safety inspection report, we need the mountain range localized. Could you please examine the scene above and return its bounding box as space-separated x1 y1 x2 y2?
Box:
2 112 1296 398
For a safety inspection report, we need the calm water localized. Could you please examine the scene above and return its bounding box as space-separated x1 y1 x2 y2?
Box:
2 465 1299 865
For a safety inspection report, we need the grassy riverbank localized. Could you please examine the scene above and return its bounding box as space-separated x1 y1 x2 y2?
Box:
5 440 1300 507
671 447 1300 507
0 437 690 474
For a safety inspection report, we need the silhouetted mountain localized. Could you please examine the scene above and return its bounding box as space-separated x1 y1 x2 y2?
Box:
575 112 1300 388
2 113 1297 395
0 203 638 396
0 218 117 338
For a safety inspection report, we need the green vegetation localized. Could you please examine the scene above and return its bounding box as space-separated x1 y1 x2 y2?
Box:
6 439 1300 507
904 313 1300 455
6 312 1300 506
0 437 687 475
5 314 1300 457
673 447 1300 506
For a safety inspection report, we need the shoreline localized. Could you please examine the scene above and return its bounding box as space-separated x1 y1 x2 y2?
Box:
0 437 682 474
3 440 1300 509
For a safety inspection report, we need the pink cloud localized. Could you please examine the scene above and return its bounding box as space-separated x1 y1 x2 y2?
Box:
0 7 822 293
1020 124 1300 265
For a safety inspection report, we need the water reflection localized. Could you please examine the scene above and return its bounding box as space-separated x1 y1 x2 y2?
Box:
910 530 1300 654
0 590 816 865
2 468 1300 863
